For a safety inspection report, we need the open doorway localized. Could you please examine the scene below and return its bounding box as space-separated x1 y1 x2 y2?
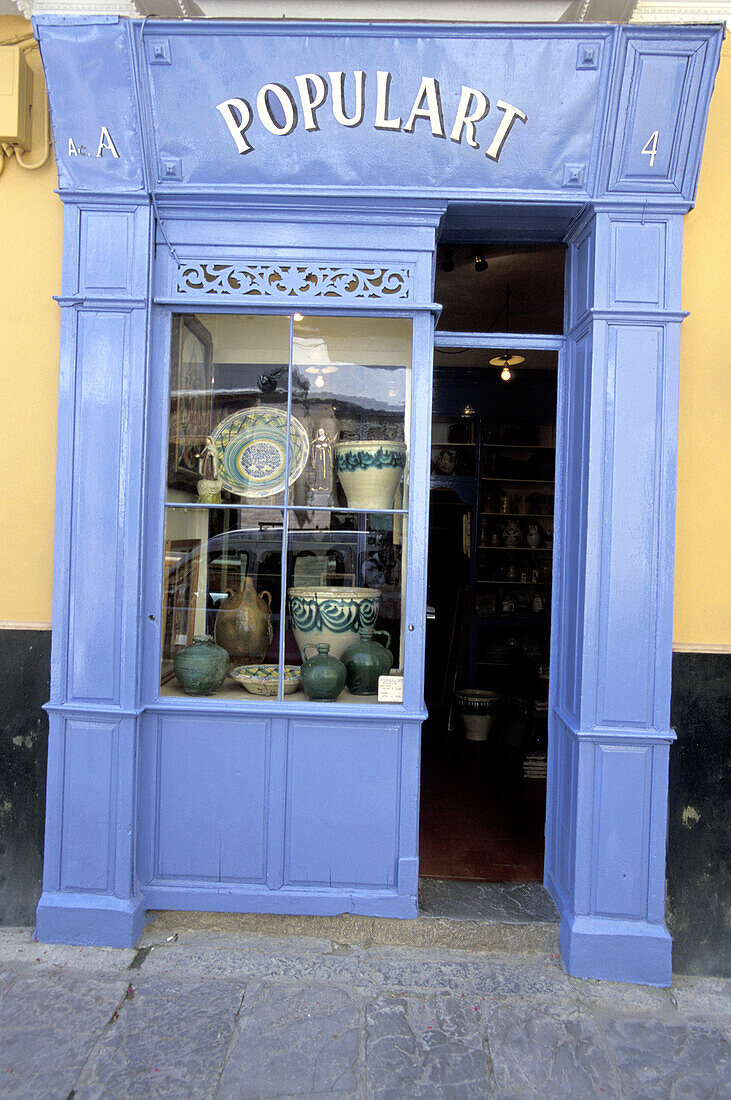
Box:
419 244 563 882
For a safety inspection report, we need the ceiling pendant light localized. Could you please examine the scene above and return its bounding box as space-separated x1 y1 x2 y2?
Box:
489 352 525 369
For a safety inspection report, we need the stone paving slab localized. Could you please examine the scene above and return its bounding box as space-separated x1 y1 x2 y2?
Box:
72 976 246 1100
136 931 365 989
483 999 623 1098
418 881 559 924
355 946 576 1001
0 926 136 973
598 1017 730 1100
365 993 495 1099
216 981 360 1099
0 971 129 1100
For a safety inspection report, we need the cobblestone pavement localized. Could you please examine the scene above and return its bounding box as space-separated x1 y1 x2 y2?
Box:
0 923 728 1099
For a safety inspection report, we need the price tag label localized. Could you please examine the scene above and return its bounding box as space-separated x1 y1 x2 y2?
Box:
378 675 404 703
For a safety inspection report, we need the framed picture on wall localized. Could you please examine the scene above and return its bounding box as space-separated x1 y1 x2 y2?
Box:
168 315 214 489
161 538 202 666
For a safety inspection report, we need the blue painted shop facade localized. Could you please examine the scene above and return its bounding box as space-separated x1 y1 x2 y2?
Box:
33 17 722 986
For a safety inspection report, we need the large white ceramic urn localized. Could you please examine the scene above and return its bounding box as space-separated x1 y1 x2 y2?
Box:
334 440 407 510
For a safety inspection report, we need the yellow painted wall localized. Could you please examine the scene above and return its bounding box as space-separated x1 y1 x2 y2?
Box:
0 17 62 628
0 18 727 650
674 42 731 651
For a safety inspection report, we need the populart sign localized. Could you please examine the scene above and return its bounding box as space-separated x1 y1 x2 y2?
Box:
36 21 611 195
216 72 527 164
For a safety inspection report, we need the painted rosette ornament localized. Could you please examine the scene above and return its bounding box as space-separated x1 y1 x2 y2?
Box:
288 586 380 660
334 440 407 510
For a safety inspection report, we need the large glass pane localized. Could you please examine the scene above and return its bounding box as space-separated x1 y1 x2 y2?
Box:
160 507 285 698
290 315 412 514
284 315 412 704
166 313 293 505
284 516 405 704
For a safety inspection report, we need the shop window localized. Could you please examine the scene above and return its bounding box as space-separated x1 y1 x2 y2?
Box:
160 312 411 704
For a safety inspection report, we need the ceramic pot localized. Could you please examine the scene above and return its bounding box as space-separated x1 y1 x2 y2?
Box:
503 520 522 547
455 689 501 742
288 585 380 660
214 577 273 664
434 447 457 475
341 629 393 695
526 523 543 548
334 440 407 509
173 635 229 696
197 477 222 504
300 643 346 701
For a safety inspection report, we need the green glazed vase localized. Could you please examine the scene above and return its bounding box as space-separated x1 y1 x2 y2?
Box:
340 629 393 695
173 635 229 696
300 643 346 702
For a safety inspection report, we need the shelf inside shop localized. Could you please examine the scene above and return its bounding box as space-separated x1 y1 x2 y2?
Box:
480 511 553 519
481 477 554 484
478 545 552 552
477 579 550 586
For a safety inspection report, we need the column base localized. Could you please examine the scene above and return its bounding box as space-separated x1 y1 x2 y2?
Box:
560 913 673 986
35 891 146 948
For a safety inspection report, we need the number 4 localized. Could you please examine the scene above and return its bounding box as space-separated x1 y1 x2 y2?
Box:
641 130 659 167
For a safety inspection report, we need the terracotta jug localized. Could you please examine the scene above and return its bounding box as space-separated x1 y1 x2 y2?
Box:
214 577 273 665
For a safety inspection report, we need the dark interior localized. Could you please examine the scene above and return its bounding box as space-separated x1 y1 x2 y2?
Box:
419 243 563 882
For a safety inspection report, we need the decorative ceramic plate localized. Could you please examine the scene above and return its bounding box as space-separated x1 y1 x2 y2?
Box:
211 406 310 498
229 664 301 696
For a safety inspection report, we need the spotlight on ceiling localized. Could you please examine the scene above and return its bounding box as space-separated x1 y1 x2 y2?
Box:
440 247 454 273
474 251 488 272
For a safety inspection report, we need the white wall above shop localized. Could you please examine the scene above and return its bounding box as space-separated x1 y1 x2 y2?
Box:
9 0 729 28
8 2 577 19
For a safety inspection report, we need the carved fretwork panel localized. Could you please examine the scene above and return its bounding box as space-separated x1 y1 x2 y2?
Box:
174 262 413 300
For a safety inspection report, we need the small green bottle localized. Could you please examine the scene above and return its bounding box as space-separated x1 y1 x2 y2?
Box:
300 643 347 702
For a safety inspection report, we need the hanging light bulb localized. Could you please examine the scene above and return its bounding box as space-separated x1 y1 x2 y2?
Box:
501 365 512 382
314 373 326 388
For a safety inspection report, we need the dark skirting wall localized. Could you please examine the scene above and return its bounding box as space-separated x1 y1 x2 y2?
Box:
667 652 731 977
0 629 50 925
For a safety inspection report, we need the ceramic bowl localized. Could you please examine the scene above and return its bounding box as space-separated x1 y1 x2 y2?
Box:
211 406 310 498
334 440 407 510
288 586 380 660
230 664 301 696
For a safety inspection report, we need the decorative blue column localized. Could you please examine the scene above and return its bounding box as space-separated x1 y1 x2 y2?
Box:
546 204 684 985
35 199 152 947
